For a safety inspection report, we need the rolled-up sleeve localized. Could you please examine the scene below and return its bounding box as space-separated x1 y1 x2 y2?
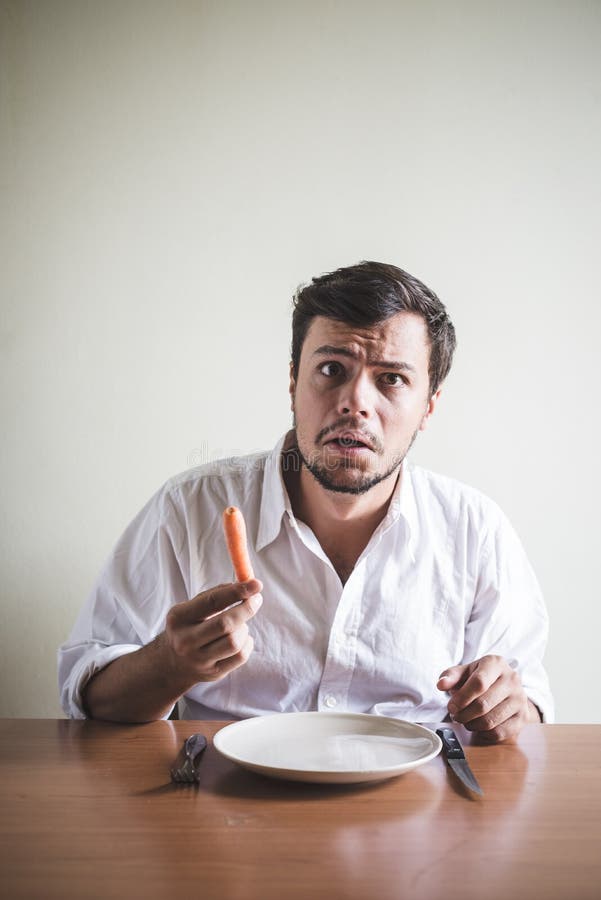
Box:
58 484 189 718
463 509 554 723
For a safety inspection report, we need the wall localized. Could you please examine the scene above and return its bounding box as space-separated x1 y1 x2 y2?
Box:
1 0 599 720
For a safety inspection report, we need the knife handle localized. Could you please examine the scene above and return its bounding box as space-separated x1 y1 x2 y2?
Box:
436 728 466 759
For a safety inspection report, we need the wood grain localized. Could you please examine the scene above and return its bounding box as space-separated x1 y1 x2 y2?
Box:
1 720 599 900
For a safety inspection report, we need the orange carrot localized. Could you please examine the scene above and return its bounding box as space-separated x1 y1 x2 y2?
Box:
222 506 254 583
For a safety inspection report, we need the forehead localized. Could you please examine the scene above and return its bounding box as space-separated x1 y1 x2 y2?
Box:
301 312 431 363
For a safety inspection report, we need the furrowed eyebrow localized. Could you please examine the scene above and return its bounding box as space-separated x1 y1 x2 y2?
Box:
312 344 416 373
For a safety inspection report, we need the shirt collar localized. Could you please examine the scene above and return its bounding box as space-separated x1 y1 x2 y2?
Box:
255 431 296 552
255 431 420 558
381 456 419 562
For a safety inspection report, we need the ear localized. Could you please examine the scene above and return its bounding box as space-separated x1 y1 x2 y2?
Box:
419 387 442 432
289 361 296 412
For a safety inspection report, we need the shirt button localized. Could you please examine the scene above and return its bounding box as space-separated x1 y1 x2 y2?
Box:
324 695 337 708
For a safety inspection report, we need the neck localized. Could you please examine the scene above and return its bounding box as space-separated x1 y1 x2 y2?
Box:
282 445 401 570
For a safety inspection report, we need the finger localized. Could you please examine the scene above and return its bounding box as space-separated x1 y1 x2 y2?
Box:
461 695 517 732
446 657 505 712
172 594 262 655
472 710 523 744
437 663 471 691
449 673 509 724
170 579 263 627
195 622 250 668
200 634 255 681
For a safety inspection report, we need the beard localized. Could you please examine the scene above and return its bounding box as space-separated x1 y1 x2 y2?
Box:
296 427 420 496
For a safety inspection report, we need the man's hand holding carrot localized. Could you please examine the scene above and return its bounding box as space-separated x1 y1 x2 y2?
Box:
162 505 262 682
162 579 263 683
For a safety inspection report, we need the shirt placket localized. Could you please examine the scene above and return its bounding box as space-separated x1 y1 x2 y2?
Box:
317 560 366 711
286 515 365 711
285 510 407 713
315 517 402 711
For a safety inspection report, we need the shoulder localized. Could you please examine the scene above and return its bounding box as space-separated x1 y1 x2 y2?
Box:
406 464 537 588
160 450 270 513
166 450 270 489
408 462 508 533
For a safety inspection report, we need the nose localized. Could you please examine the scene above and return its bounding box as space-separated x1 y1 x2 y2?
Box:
335 371 373 419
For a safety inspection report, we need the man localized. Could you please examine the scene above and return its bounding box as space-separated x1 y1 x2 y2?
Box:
58 261 553 741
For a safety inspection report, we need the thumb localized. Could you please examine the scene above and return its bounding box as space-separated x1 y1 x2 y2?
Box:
437 663 470 691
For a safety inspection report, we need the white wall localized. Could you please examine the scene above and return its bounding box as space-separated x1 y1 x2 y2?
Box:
1 0 599 721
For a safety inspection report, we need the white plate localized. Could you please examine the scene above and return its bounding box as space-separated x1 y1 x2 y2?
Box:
213 711 442 784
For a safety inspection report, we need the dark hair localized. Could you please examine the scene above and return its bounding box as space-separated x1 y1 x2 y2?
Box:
291 260 456 395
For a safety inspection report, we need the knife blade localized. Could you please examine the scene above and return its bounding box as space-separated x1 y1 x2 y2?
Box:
436 727 483 796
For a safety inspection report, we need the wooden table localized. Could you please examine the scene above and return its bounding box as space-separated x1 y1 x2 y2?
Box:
0 720 599 900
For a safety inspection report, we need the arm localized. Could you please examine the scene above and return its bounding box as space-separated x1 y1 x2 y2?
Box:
59 481 261 722
84 580 263 723
436 506 553 742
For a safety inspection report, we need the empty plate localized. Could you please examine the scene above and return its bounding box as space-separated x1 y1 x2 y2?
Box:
213 711 442 783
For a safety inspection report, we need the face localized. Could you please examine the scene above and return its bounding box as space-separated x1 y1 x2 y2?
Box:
289 313 440 495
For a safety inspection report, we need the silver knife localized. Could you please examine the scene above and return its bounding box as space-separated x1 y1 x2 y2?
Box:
436 727 483 796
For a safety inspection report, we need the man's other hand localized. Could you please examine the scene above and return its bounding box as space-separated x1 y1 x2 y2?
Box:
436 654 541 743
163 579 263 684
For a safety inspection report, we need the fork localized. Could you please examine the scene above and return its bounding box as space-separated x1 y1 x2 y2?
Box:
170 733 208 784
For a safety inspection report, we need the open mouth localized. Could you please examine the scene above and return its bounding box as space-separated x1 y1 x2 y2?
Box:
326 437 371 450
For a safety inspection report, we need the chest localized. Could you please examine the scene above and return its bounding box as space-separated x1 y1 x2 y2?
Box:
317 534 371 586
323 548 356 585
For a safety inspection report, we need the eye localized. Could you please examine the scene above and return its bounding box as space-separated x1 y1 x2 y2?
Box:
318 361 344 377
379 372 405 387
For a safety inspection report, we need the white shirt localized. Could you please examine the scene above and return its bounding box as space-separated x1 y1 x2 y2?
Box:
58 432 554 722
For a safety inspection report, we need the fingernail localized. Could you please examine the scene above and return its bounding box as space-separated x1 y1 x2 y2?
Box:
438 671 449 679
249 593 263 612
243 579 262 593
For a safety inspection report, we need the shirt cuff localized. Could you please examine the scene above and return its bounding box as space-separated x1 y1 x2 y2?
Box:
60 644 145 719
525 689 555 724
